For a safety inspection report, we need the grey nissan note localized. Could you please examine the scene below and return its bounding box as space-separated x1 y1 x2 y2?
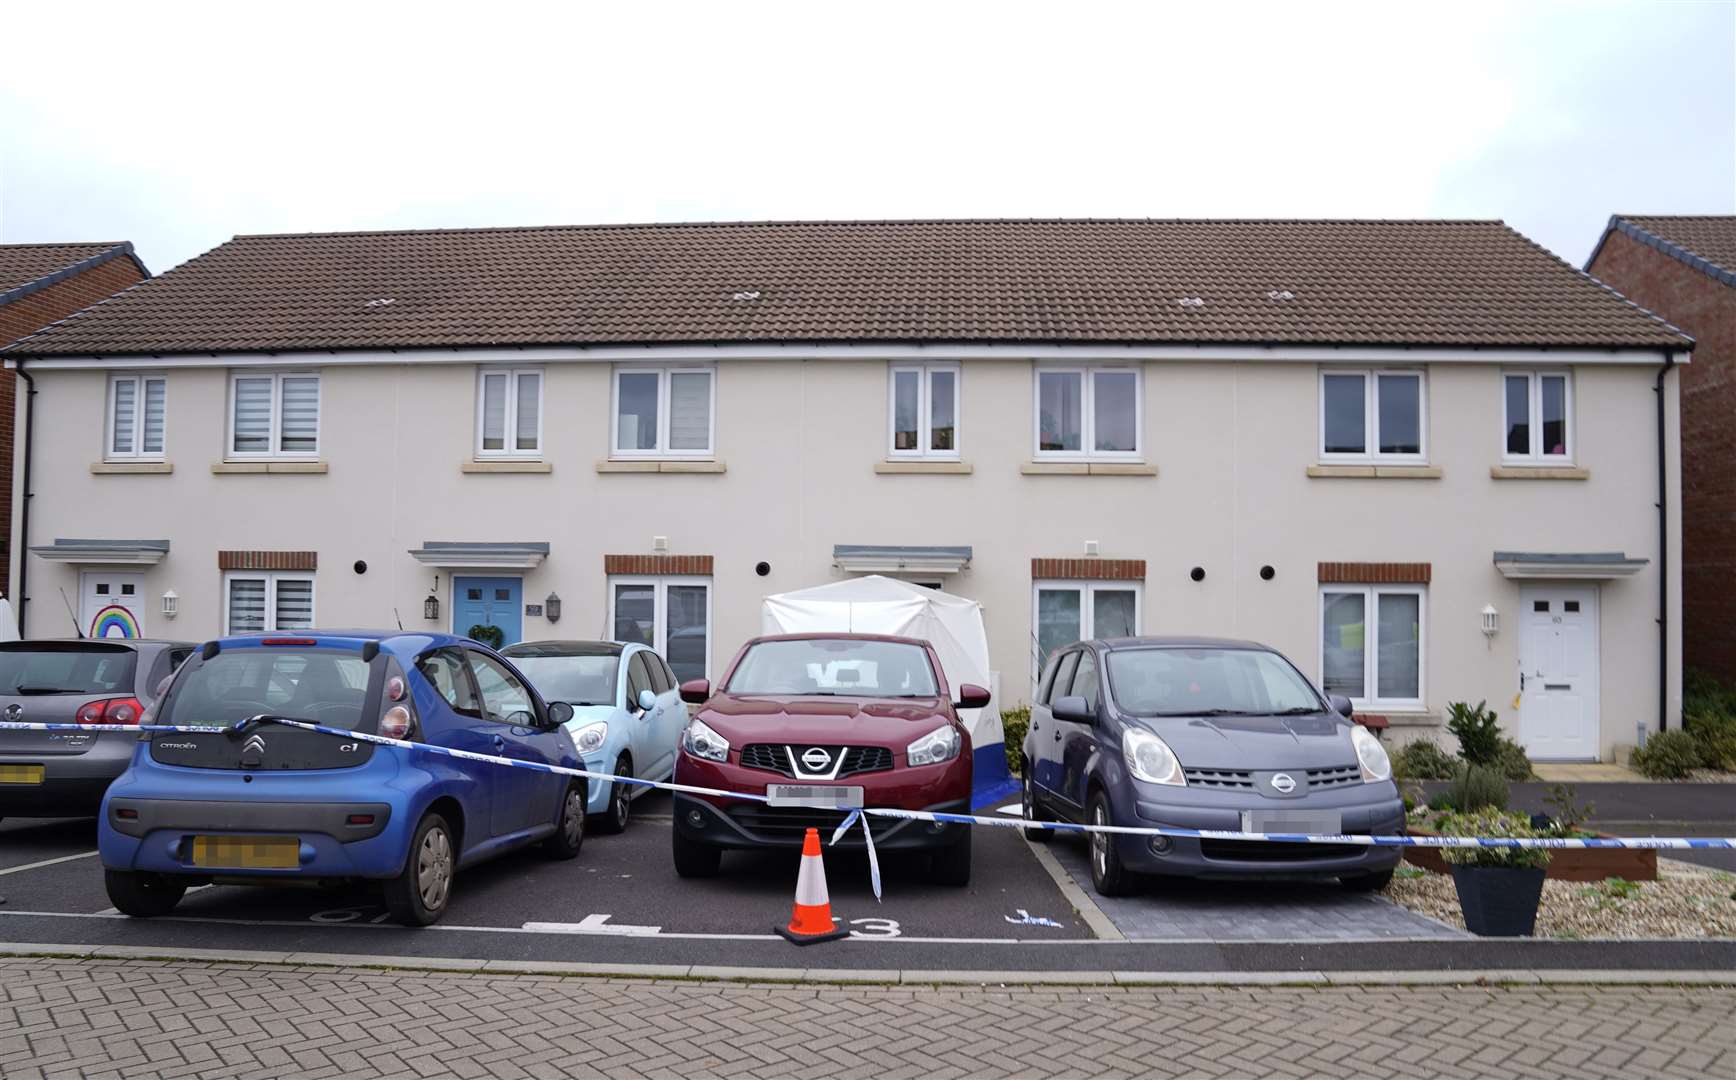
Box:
1021 637 1403 896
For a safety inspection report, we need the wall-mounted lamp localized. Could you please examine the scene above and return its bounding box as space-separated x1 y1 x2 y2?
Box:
424 574 441 622
1481 603 1499 638
161 590 178 619
545 592 562 623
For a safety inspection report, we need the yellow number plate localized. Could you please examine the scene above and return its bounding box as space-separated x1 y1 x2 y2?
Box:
0 764 44 785
190 835 299 869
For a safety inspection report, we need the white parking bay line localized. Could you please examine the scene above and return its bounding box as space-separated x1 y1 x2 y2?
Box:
0 851 98 877
1024 834 1125 942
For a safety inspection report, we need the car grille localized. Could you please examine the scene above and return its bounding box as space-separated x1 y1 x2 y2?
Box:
738 744 894 778
1306 764 1363 790
1200 837 1367 862
727 804 856 837
1183 768 1255 789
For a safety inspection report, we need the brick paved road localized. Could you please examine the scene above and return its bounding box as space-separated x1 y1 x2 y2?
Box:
1 959 1731 1079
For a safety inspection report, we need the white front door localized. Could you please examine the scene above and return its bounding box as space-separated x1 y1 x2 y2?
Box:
1517 585 1599 761
79 571 147 639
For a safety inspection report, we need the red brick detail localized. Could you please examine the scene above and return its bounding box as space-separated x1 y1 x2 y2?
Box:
1030 558 1146 581
218 550 318 572
1353 713 1390 731
603 554 714 576
1317 562 1431 584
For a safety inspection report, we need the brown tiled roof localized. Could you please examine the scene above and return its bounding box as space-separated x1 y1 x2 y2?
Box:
1598 215 1736 285
0 242 137 299
4 220 1689 355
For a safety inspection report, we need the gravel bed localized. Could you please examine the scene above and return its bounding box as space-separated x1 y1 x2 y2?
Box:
1384 858 1736 938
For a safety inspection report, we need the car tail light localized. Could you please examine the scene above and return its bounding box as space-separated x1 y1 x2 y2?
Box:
386 675 406 702
380 705 414 740
76 697 147 725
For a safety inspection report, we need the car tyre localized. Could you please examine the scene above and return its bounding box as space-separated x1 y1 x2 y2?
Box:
383 812 456 926
542 782 586 859
672 828 722 878
1021 769 1053 844
927 828 972 886
104 870 187 918
1087 790 1134 897
1339 867 1395 893
594 756 631 835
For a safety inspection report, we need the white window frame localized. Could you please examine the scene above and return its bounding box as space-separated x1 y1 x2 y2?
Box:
607 575 712 679
1031 365 1143 461
1317 369 1428 464
1317 584 1426 710
105 373 166 460
610 366 716 459
1501 370 1574 464
1031 580 1143 684
223 571 317 635
475 367 545 459
227 371 321 459
887 362 962 459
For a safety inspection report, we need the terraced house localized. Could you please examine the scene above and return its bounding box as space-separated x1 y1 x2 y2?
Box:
2 219 1690 761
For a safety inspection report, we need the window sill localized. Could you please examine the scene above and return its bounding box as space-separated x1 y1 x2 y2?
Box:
1307 465 1441 479
462 460 553 474
91 462 173 475
1021 462 1157 476
212 460 329 475
596 459 726 474
1353 709 1438 728
1490 465 1589 480
875 460 973 475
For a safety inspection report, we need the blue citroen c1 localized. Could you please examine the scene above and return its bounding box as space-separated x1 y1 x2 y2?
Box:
98 630 585 925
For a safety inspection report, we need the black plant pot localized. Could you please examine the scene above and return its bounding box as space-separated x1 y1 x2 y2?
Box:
1450 863 1546 937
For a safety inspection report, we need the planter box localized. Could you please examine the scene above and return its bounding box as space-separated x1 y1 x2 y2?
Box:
1403 826 1656 882
1451 864 1546 937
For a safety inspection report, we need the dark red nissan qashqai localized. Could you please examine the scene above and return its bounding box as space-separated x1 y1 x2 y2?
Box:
671 633 986 886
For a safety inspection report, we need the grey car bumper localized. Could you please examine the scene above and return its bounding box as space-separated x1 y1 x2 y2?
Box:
0 733 140 817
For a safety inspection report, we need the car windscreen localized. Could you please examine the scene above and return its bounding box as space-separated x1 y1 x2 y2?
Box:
725 639 938 698
1106 648 1323 716
158 648 375 729
507 655 619 706
0 642 137 695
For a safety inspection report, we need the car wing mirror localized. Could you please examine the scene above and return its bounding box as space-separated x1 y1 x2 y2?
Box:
954 683 991 710
547 701 574 727
637 688 658 712
1328 694 1355 719
679 678 711 705
1052 694 1093 724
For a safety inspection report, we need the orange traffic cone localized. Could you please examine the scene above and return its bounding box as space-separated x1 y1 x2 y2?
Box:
775 827 851 945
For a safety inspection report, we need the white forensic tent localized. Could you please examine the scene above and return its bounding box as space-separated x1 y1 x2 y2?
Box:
761 575 1016 807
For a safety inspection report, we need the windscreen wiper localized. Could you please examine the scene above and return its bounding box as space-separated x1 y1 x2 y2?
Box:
1145 708 1254 717
1272 706 1325 715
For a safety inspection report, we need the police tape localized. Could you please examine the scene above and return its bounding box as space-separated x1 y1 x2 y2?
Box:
4 717 1734 855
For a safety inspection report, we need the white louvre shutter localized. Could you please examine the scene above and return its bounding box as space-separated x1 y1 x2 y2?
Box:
111 378 137 455
273 578 314 631
668 372 711 451
232 377 273 453
142 379 166 455
228 578 266 634
278 376 320 453
515 373 540 452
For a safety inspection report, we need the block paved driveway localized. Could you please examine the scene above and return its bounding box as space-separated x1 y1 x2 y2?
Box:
3 958 1732 1079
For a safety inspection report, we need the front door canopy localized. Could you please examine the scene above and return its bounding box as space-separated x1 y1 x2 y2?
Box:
409 542 549 571
1493 551 1647 580
30 538 170 566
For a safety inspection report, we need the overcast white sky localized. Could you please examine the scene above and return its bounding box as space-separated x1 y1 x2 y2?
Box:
2 0 1731 274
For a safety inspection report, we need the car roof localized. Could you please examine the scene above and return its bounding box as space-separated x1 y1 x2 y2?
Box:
1095 636 1275 651
206 629 474 650
745 632 929 647
502 640 627 657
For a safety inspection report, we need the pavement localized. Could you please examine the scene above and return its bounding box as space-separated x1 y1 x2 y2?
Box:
2 956 1733 1079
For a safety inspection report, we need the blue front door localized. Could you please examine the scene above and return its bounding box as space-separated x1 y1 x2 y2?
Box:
453 577 523 646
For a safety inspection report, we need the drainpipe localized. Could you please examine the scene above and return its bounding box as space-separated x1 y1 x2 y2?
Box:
1655 351 1675 734
13 357 33 637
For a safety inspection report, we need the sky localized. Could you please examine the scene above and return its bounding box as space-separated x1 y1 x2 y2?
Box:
1 0 1731 274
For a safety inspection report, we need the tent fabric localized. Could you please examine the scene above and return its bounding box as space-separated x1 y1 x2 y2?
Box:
761 575 1016 808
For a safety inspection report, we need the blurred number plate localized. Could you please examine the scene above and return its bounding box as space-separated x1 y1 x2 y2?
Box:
0 764 44 785
190 835 299 869
1241 809 1341 835
766 785 864 808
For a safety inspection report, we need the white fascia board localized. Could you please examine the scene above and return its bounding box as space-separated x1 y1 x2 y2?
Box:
833 555 969 574
1494 559 1648 580
10 344 1688 371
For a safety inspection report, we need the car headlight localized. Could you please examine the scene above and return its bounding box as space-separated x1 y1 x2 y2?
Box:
1351 724 1392 782
1123 727 1185 786
906 725 961 766
571 721 608 755
682 718 730 763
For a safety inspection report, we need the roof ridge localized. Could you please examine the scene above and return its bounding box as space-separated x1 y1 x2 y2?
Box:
0 240 130 251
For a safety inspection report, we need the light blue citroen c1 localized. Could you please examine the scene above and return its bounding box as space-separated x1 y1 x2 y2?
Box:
499 640 687 832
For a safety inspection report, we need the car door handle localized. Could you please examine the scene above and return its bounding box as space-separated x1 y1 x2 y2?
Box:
1053 730 1062 741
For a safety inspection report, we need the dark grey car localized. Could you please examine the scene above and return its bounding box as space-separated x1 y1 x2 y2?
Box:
1021 637 1403 896
0 639 194 821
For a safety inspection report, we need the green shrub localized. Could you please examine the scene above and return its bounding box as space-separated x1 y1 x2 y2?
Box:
1685 708 1736 772
1001 707 1030 777
1542 783 1596 835
1446 700 1503 767
1392 739 1458 781
1437 808 1552 870
1444 763 1509 813
1427 790 1457 812
1632 728 1703 780
466 623 505 649
1491 738 1535 781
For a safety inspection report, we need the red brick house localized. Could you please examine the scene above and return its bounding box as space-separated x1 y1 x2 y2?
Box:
1587 216 1736 683
0 242 151 593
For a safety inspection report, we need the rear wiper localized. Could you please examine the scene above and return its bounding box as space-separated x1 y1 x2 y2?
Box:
11 685 82 695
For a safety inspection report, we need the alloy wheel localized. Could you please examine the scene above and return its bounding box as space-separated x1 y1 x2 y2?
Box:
1091 803 1109 879
612 782 630 830
566 788 587 845
417 826 453 910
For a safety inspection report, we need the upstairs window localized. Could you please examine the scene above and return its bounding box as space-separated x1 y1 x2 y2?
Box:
612 367 714 458
889 363 960 458
230 372 320 458
107 375 166 459
477 368 543 457
1034 366 1141 459
1320 370 1425 462
1503 372 1572 462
